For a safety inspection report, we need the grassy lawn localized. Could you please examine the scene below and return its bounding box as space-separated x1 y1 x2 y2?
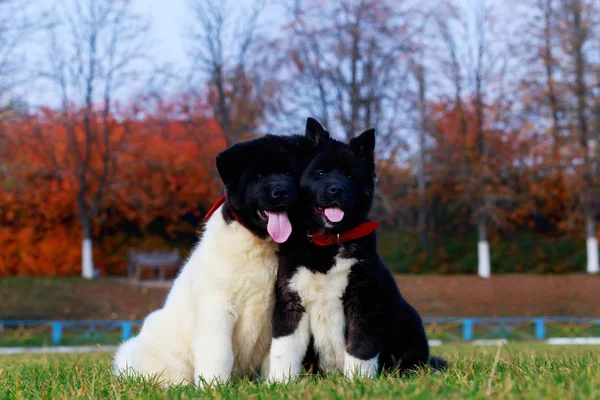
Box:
1 344 599 399
0 331 125 347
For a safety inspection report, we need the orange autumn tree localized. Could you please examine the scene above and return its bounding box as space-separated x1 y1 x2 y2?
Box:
0 98 225 276
0 109 81 275
101 97 226 266
431 99 534 234
376 99 533 240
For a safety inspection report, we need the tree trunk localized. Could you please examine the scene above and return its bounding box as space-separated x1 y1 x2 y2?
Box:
81 217 95 279
348 26 360 140
585 212 599 274
477 213 491 278
543 0 561 162
416 63 427 249
214 65 232 147
569 0 596 274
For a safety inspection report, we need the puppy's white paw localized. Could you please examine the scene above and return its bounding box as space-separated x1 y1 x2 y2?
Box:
343 352 378 379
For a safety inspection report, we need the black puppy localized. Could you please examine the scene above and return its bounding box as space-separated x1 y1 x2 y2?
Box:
215 134 310 243
267 118 445 381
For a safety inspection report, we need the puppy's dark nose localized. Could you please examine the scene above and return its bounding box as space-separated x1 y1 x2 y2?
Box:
271 186 289 200
328 184 345 196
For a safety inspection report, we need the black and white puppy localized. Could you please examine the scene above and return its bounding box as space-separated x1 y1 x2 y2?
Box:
268 119 445 381
114 134 310 386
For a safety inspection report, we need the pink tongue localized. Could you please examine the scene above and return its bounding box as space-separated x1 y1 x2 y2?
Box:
324 207 345 223
266 211 292 243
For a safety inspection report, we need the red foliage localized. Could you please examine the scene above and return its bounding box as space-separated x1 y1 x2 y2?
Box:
0 98 226 276
377 98 590 239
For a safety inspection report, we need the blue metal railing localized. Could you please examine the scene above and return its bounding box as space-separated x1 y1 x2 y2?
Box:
1 317 599 346
0 320 143 345
423 317 600 342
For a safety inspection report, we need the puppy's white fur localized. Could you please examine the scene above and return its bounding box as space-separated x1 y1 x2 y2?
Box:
269 256 356 381
113 207 278 386
267 314 309 382
344 352 378 379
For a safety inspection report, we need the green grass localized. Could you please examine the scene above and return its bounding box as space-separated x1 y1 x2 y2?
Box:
1 344 599 399
0 331 126 347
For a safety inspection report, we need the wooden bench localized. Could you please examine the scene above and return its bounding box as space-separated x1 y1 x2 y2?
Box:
127 250 182 281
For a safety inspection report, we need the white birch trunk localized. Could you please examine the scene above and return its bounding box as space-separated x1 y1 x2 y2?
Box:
477 241 491 278
82 238 95 279
477 216 491 278
586 215 599 274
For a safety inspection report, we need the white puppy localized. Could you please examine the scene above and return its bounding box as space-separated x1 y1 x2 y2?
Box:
113 134 309 386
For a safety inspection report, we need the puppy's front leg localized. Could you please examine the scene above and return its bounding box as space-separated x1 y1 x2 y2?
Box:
268 281 309 382
193 297 236 387
343 283 382 379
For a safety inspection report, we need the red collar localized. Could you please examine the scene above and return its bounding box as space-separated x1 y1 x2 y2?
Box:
204 194 238 222
307 221 379 246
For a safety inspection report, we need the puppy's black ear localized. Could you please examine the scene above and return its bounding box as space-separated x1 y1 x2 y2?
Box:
216 142 249 187
350 128 376 161
305 117 330 146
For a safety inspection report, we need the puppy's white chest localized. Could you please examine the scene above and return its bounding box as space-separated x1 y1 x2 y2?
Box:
288 256 357 372
230 255 278 373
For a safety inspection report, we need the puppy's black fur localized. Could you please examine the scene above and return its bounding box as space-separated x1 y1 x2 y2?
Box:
216 134 310 239
273 119 446 375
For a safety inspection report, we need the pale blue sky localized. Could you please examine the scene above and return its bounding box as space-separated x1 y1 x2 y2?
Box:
15 0 281 107
130 0 282 72
15 0 514 118
131 0 190 70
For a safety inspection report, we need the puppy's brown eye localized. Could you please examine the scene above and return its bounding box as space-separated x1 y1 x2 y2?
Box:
317 171 325 177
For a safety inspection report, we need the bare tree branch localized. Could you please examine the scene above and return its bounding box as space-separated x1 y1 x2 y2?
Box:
187 0 267 145
38 0 153 278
